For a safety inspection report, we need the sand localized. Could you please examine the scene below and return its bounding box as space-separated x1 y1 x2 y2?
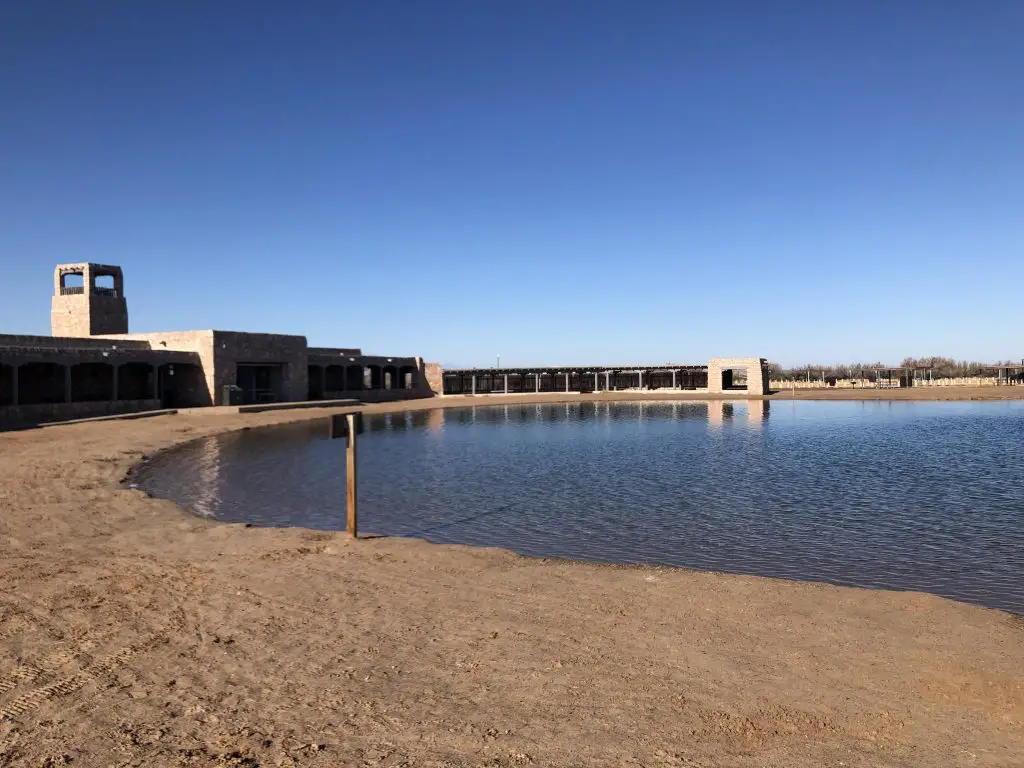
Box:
1 391 1022 767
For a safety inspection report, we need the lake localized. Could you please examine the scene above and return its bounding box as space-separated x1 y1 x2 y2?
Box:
134 400 1024 614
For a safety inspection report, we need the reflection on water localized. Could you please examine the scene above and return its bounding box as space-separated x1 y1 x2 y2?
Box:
135 400 1024 614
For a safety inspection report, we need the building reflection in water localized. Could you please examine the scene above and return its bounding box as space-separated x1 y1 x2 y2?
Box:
425 408 445 433
748 400 770 426
706 399 769 429
360 400 769 435
707 400 734 427
192 433 225 518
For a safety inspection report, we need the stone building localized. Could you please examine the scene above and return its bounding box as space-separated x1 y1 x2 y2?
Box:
0 263 442 428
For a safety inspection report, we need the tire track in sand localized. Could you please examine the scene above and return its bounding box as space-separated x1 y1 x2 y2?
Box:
0 606 187 723
0 640 99 698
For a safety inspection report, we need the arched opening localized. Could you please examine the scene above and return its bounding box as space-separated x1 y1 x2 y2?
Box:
367 365 382 390
71 362 114 402
157 363 206 408
399 365 416 390
18 363 66 405
383 365 398 391
0 364 15 406
346 364 363 391
117 362 154 401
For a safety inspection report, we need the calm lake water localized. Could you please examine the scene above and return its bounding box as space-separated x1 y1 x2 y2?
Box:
135 400 1024 614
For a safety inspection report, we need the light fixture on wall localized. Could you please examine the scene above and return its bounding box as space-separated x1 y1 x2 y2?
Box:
168 365 175 377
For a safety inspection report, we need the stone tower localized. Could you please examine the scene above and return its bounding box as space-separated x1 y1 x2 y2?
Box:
50 263 128 337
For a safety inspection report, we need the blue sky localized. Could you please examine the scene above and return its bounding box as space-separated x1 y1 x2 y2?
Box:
1 2 1021 368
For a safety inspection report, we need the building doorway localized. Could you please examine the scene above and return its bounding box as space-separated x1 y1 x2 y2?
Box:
236 364 284 403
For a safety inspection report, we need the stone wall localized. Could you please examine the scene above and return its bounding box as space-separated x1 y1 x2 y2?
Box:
707 358 769 395
97 331 216 406
422 361 443 396
0 399 161 429
308 347 362 356
212 330 308 405
0 333 152 350
51 294 129 337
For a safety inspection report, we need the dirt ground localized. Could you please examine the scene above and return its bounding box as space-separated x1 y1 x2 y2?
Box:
771 385 1024 401
1 392 1022 767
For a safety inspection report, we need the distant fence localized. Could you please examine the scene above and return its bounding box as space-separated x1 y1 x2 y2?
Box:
770 377 1018 390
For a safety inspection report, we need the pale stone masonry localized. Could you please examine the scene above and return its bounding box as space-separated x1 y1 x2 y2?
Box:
0 263 442 428
51 263 128 336
706 358 770 395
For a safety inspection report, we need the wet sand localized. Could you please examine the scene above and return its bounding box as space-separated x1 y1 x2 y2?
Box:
1 395 1022 767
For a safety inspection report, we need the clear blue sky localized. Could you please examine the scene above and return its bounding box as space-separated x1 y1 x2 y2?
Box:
1 2 1021 368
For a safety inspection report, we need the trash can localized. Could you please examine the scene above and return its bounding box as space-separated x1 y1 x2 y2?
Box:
221 384 244 406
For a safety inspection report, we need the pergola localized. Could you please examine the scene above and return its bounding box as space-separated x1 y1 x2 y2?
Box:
871 367 933 388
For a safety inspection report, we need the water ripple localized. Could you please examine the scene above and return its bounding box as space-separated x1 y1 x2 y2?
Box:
134 400 1024 614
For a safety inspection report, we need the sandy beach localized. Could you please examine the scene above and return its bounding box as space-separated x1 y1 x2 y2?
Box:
1 391 1022 767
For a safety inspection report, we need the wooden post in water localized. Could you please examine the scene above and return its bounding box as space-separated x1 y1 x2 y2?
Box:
329 411 363 538
345 413 358 538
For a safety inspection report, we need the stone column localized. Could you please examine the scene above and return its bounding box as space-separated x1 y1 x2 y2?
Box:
565 373 569 393
535 375 539 393
706 360 723 393
638 371 644 390
672 370 677 389
748 361 768 395
471 375 476 395
594 372 598 390
605 372 610 390
504 374 508 394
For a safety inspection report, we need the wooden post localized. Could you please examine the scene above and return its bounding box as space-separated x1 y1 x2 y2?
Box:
345 412 358 538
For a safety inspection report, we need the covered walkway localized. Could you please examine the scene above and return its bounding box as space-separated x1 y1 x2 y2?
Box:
443 365 709 395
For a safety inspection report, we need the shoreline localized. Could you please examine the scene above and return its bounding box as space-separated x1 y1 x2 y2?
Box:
1 400 1022 766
